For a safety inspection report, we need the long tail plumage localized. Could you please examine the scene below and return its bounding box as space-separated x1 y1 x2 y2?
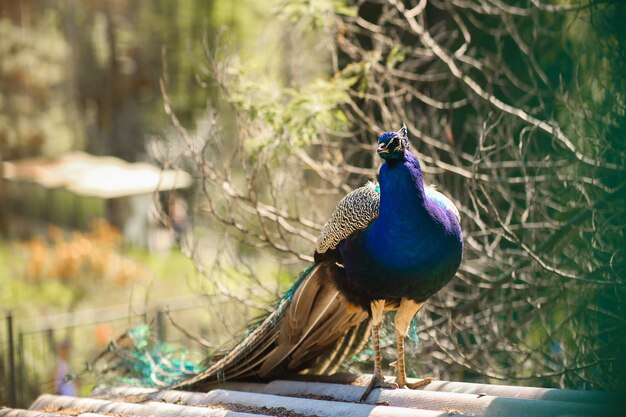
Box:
174 262 370 390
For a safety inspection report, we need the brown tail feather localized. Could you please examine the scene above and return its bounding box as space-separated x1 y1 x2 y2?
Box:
173 262 369 390
312 319 371 375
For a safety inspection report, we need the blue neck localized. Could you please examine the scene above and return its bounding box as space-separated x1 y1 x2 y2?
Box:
377 151 426 224
359 150 433 273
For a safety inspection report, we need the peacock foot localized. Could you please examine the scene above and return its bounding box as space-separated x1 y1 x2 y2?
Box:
402 376 435 390
359 374 399 402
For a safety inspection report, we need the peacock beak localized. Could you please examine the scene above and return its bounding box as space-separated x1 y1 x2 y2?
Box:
377 142 390 154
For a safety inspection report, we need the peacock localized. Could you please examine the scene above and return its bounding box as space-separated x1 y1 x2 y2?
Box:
173 124 463 401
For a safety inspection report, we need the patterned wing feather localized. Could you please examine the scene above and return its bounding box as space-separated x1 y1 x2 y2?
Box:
315 182 380 254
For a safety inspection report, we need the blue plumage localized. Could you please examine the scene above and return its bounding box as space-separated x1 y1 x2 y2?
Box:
337 143 463 310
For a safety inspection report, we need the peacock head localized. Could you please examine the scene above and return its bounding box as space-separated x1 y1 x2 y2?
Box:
377 123 409 162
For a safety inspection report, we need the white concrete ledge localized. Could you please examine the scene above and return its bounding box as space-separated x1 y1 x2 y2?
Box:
97 381 619 417
246 380 609 417
0 409 63 417
96 386 471 417
29 394 265 417
293 374 615 404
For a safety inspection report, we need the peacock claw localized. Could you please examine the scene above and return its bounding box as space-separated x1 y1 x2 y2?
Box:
404 377 435 390
359 374 399 402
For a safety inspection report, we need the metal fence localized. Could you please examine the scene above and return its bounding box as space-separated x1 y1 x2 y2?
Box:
0 295 251 408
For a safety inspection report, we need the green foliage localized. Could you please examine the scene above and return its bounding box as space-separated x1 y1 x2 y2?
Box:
221 64 353 157
563 2 626 167
127 247 198 284
277 0 357 30
0 242 75 312
386 46 408 70
534 1 626 390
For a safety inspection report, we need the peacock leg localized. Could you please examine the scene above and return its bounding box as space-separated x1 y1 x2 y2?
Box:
394 298 432 389
359 299 397 402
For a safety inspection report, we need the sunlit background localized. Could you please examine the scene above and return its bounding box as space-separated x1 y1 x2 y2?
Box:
1 0 625 409
0 0 298 404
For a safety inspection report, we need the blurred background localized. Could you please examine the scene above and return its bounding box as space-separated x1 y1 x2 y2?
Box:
1 0 625 409
0 0 284 405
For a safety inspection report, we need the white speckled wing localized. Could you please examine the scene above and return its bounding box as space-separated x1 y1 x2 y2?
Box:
425 185 461 222
315 182 380 254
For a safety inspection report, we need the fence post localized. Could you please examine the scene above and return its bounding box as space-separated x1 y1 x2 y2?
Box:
46 327 56 353
156 307 166 343
18 331 24 407
6 312 17 407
